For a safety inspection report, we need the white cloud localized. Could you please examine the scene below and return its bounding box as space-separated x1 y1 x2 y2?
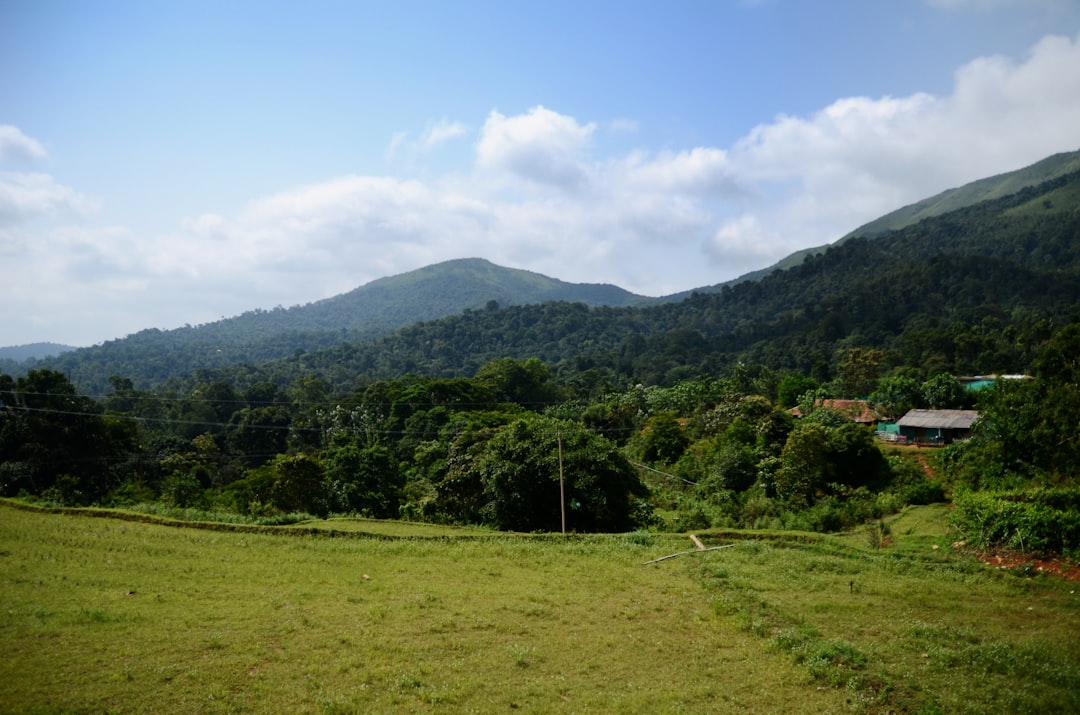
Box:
6 31 1080 345
618 147 738 196
476 105 595 188
706 215 789 271
0 125 47 162
609 118 639 133
0 127 97 252
421 118 469 147
385 119 470 162
727 31 1080 247
0 171 95 227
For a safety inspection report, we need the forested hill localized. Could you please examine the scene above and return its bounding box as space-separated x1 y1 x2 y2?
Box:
251 167 1080 389
9 165 1080 394
842 148 1080 240
2 258 655 390
0 343 77 362
271 256 655 333
719 148 1080 287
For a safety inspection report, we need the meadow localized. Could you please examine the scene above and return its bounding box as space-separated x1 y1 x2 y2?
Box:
1 502 1077 714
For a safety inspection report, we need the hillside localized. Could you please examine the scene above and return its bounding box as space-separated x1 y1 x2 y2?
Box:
203 257 654 339
842 149 1080 239
710 148 1080 289
7 154 1080 394
0 343 77 361
250 166 1080 389
2 258 655 391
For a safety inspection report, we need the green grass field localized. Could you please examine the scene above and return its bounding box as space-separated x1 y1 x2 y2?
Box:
1 503 1078 714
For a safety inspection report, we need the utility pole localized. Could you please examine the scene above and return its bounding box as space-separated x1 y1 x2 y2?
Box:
558 430 566 534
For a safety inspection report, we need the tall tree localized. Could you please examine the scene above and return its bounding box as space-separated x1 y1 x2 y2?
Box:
460 414 648 532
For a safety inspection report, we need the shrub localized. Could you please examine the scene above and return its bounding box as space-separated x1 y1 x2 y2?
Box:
951 488 1080 557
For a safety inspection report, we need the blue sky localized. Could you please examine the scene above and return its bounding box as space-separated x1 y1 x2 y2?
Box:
3 0 1080 347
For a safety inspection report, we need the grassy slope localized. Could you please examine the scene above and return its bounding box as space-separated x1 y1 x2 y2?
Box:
841 149 1080 240
2 504 1078 714
706 148 1080 290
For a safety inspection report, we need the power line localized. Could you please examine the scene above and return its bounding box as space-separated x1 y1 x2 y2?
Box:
1 403 644 438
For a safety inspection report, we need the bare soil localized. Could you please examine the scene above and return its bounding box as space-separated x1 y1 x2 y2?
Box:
976 550 1080 581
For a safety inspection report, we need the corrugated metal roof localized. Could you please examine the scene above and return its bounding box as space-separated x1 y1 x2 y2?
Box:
896 409 979 430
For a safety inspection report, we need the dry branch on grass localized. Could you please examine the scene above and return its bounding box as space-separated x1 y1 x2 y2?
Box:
643 540 736 565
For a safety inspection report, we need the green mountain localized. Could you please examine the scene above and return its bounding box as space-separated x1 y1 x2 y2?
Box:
298 257 655 331
0 343 78 361
174 257 654 342
5 258 654 391
8 152 1080 394
708 148 1080 288
250 164 1080 388
842 149 1080 240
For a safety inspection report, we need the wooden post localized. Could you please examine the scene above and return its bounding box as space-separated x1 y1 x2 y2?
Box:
558 430 566 534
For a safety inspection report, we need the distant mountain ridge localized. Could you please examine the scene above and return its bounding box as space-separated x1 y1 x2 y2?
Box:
5 149 1080 392
176 257 656 341
0 258 659 389
0 343 77 361
841 149 1080 240
307 257 656 327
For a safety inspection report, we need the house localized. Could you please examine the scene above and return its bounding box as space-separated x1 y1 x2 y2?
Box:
959 374 1030 392
895 409 979 445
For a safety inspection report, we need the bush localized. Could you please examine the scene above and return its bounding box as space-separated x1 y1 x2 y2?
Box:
951 488 1080 557
901 478 946 506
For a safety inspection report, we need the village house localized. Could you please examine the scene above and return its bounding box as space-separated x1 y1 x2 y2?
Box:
895 409 979 445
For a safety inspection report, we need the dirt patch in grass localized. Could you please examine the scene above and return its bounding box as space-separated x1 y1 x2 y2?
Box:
976 550 1080 581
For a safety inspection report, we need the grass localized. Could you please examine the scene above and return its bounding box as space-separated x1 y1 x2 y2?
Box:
295 516 498 538
692 505 1080 713
1 502 1078 713
0 504 849 714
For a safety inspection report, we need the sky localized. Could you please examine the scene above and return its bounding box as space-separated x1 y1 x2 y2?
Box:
3 0 1080 347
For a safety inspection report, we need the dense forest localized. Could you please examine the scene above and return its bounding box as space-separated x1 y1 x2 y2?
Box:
2 327 1079 553
0 258 657 393
2 165 1080 555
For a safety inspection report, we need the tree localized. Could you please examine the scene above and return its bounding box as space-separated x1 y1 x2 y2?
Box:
775 422 830 506
777 374 819 409
869 376 924 419
774 420 888 505
159 453 209 508
839 348 884 398
475 357 561 408
323 443 402 517
227 406 291 467
948 374 1080 487
922 373 966 410
269 453 325 515
826 422 889 490
0 369 131 502
466 414 648 532
640 411 688 464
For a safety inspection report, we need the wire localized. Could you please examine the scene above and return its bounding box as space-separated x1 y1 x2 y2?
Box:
1 403 646 438
629 460 697 486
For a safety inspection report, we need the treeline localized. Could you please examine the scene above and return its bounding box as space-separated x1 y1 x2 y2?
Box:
4 319 1080 546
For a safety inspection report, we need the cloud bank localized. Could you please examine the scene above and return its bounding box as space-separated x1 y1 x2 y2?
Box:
5 33 1080 345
